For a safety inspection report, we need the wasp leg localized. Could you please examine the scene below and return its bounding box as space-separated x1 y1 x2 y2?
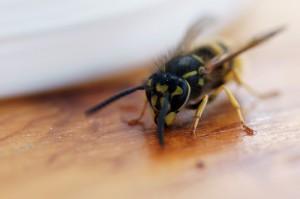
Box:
212 85 254 135
127 100 148 125
233 69 278 99
190 95 209 136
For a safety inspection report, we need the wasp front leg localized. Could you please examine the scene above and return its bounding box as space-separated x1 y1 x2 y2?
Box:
190 95 209 136
127 99 148 125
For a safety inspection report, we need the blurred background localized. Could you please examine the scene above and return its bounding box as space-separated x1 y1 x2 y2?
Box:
0 0 253 98
1 1 300 199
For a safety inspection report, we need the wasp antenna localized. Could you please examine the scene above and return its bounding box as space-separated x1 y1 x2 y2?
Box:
157 93 170 147
207 25 286 72
85 85 145 116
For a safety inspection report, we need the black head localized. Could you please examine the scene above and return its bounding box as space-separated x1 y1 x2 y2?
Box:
145 72 191 126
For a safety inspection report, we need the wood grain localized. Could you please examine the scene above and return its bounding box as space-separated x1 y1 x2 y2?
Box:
1 1 300 199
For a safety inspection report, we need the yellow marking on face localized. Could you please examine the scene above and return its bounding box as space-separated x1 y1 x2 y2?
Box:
161 65 166 72
165 112 176 126
151 95 157 107
171 86 183 98
147 79 152 86
182 71 197 79
192 54 204 63
160 97 170 107
198 78 205 86
156 83 168 93
160 97 171 111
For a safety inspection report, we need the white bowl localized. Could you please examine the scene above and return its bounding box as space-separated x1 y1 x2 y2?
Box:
0 0 250 98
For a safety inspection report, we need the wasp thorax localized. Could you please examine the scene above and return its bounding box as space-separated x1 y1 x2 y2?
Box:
145 72 191 126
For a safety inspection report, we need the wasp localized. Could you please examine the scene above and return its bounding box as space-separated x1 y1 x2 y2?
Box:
85 18 284 146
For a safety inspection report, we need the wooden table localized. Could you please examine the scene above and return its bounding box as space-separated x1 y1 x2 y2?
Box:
1 1 300 198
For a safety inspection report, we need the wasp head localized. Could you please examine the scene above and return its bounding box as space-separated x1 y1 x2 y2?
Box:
145 72 191 126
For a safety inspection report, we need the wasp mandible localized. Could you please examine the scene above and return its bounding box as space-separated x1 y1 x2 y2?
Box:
85 18 284 146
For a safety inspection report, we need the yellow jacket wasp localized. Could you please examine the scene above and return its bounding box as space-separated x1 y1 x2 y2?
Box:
85 18 284 146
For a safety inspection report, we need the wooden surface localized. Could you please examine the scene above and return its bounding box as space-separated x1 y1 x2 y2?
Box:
1 1 300 199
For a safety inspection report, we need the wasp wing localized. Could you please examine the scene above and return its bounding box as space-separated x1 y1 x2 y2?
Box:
205 26 285 73
175 17 215 54
154 17 214 70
